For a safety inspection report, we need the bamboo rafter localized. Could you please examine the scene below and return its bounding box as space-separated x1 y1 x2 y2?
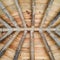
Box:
0 0 60 60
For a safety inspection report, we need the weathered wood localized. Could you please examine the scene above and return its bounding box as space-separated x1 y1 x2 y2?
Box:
40 0 54 28
39 30 55 60
0 1 19 28
13 31 27 60
0 18 12 41
0 32 19 57
30 0 35 60
15 0 27 28
0 0 60 60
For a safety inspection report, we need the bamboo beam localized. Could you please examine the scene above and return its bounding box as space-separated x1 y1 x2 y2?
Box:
0 1 19 28
40 0 54 28
39 30 55 60
55 25 60 36
48 12 60 27
13 31 27 60
0 18 12 41
30 0 35 60
47 30 60 47
15 0 27 28
0 32 19 57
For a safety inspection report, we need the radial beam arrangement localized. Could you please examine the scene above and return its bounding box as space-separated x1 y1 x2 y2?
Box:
0 18 12 41
55 25 60 36
46 12 60 47
0 32 19 57
0 1 19 28
0 0 60 60
47 30 60 47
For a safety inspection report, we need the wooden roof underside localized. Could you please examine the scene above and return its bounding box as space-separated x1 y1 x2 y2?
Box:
0 0 60 60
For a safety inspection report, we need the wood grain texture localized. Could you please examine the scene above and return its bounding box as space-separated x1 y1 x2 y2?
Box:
0 0 60 60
